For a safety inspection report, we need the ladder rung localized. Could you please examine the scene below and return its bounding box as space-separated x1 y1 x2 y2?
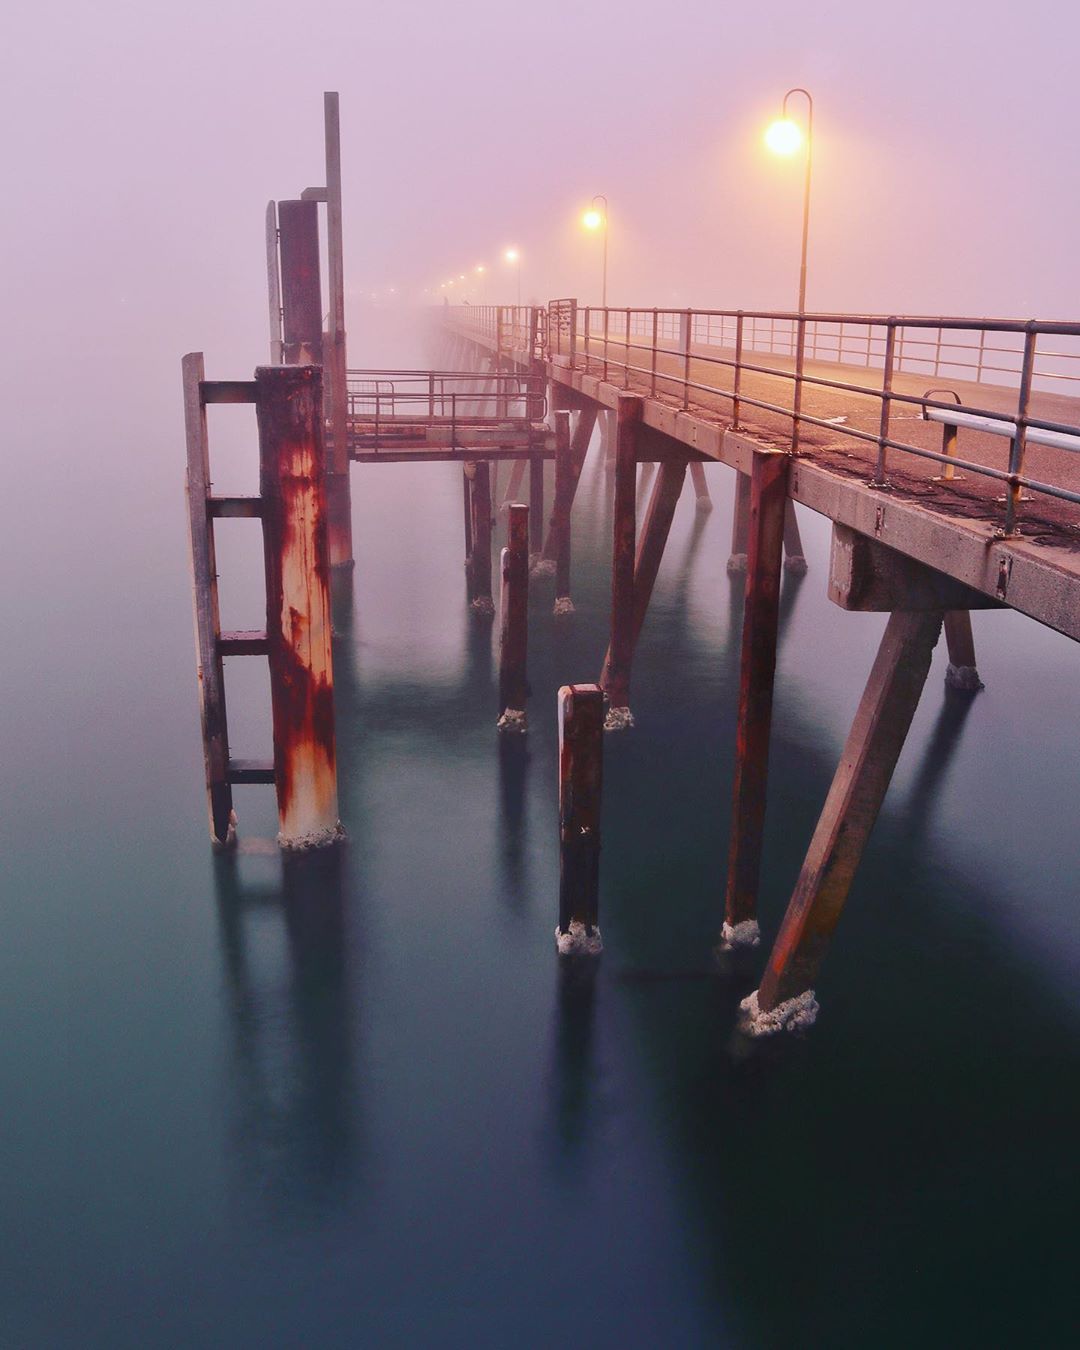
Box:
201 380 257 404
209 496 264 518
227 758 275 785
219 630 269 656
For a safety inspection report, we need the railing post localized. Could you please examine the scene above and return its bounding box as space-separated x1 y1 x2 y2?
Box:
255 364 343 851
681 309 692 408
583 307 592 374
624 307 632 387
976 328 987 383
733 311 744 430
556 684 605 956
602 307 610 382
552 411 575 614
568 299 578 368
497 503 530 732
1004 327 1038 536
650 309 659 396
791 314 807 453
871 320 898 487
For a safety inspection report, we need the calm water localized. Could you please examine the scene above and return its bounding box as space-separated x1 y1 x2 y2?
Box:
4 349 1080 1347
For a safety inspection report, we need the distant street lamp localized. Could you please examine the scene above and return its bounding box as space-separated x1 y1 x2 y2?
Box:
765 88 813 313
582 194 608 308
504 247 521 306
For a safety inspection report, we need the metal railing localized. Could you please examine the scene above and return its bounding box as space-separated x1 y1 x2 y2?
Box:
346 369 546 450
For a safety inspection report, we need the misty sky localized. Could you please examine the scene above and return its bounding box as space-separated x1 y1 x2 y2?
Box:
5 0 1077 412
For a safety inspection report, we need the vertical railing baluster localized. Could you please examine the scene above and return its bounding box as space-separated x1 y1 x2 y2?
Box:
791 314 807 453
733 311 744 431
873 320 898 486
1004 327 1037 536
650 308 658 396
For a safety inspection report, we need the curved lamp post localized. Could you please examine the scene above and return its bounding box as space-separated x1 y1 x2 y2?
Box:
765 88 813 313
582 194 608 308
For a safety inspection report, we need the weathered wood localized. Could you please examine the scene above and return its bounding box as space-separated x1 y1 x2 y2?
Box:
469 461 495 614
748 610 944 1031
689 460 712 510
278 200 323 367
783 499 807 572
255 364 342 850
209 495 264 519
184 353 235 848
265 201 283 365
498 504 530 730
727 469 752 573
721 450 789 948
601 396 642 727
502 458 527 504
227 759 276 785
323 92 355 569
201 381 258 404
462 463 475 576
529 455 544 561
552 411 575 609
218 630 270 656
943 610 984 692
556 684 605 954
542 405 597 560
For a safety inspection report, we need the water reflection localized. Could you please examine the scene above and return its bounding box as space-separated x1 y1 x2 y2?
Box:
545 957 600 1176
497 732 530 902
213 846 358 1219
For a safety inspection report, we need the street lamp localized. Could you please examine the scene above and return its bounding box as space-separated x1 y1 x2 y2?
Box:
582 194 608 308
504 247 521 306
765 88 813 313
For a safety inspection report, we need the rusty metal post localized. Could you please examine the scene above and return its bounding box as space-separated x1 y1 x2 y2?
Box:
727 470 752 573
601 396 642 729
689 461 713 512
600 458 687 692
719 450 790 952
470 461 495 615
183 353 236 849
742 610 943 1035
498 504 530 732
943 611 984 693
278 200 323 367
552 411 575 614
556 684 605 955
255 364 343 850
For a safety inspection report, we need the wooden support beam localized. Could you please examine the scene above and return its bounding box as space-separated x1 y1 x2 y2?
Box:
255 364 343 850
469 461 495 615
743 609 944 1035
183 352 235 849
720 450 789 951
498 503 529 732
601 396 642 729
462 463 475 578
502 458 527 505
727 469 752 573
556 684 605 955
783 500 807 573
689 460 713 512
551 411 575 613
541 405 597 564
218 630 269 657
943 610 984 693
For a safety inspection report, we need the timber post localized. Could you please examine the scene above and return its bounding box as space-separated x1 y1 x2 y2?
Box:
470 461 495 615
541 405 597 564
783 500 808 574
742 609 944 1035
556 684 605 956
278 200 323 367
719 449 790 952
552 411 575 614
727 469 751 573
183 352 236 849
255 364 344 851
601 395 642 729
497 504 530 732
462 463 475 591
943 611 984 692
323 91 355 573
689 460 713 512
529 454 544 566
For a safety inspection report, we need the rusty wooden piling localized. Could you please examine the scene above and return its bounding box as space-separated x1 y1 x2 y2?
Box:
552 411 575 613
689 460 713 512
183 353 236 849
323 92 355 573
529 454 544 563
541 406 597 566
498 504 530 731
720 449 790 951
943 610 984 692
556 684 605 955
743 609 943 1034
601 396 642 729
727 469 752 573
470 461 495 615
255 364 343 850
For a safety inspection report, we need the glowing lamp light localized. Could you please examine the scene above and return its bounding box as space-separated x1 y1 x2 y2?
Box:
475 264 486 273
765 118 802 155
504 247 519 263
583 208 603 231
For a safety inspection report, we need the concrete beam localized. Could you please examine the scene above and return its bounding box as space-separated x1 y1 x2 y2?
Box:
828 524 1005 613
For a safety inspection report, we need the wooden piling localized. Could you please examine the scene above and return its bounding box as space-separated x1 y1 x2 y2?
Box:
689 460 713 512
556 684 605 955
183 353 236 849
720 450 789 951
529 455 544 564
323 91 355 573
502 458 527 505
943 610 984 692
783 500 808 574
470 461 495 615
727 469 751 573
541 406 597 565
552 411 575 613
278 200 323 367
498 503 530 731
255 364 343 850
744 609 944 1034
601 396 642 728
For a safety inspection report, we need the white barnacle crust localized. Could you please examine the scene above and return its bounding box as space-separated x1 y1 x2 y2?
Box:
783 554 809 575
945 663 984 693
496 708 527 734
278 820 347 853
470 595 496 616
726 553 748 575
603 705 634 732
530 557 556 579
718 919 761 952
555 921 603 956
552 596 576 616
738 987 819 1037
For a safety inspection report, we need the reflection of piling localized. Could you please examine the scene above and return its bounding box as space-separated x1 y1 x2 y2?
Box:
498 504 529 731
556 684 605 955
256 364 343 850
